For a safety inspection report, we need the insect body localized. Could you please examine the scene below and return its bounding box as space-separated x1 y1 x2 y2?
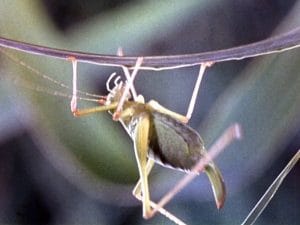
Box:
74 78 226 219
1 51 225 223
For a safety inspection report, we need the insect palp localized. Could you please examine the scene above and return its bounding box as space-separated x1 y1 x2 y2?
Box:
114 76 121 87
113 57 143 120
106 72 118 92
114 76 124 90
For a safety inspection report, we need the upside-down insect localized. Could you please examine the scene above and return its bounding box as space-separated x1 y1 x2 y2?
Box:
68 56 226 221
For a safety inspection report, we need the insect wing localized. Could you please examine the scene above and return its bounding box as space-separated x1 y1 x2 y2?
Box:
149 112 226 208
149 112 205 171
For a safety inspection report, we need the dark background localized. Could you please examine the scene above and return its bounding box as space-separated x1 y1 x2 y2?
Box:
0 1 299 225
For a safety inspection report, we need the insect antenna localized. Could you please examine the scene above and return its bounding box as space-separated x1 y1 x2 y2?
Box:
10 75 101 103
0 49 104 104
241 150 300 225
0 48 103 100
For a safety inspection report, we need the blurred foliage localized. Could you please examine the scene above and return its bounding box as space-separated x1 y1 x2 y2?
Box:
0 0 299 225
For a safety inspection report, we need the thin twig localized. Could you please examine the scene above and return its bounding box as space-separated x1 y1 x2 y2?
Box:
1 27 300 70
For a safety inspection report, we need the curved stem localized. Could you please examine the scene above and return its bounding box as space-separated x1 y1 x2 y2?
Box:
1 27 300 70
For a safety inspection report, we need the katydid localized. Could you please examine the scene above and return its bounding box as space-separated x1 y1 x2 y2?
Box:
70 58 226 220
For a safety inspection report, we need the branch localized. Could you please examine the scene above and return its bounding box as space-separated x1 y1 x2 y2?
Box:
1 27 300 71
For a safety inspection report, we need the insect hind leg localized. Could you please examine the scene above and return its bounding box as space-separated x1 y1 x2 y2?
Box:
132 159 155 200
132 159 187 225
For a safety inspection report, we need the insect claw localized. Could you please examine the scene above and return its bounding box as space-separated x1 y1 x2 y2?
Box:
72 109 80 117
98 97 107 105
216 201 223 210
203 61 214 67
117 47 124 56
182 117 189 124
70 96 77 113
143 211 153 220
112 111 121 121
66 56 76 62
233 123 243 139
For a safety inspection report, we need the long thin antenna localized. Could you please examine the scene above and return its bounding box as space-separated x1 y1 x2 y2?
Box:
241 150 300 225
12 77 100 102
0 49 103 99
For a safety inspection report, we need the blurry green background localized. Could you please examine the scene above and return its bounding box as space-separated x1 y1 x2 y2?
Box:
0 0 299 225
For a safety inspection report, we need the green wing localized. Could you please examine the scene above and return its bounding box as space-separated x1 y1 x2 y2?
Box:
149 112 205 171
149 112 226 208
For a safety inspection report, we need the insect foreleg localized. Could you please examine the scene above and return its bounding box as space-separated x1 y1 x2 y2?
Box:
132 159 187 225
72 102 118 117
67 56 78 113
114 57 143 120
116 48 138 100
186 62 213 120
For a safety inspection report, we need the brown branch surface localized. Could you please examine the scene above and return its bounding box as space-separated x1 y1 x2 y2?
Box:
1 27 300 70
